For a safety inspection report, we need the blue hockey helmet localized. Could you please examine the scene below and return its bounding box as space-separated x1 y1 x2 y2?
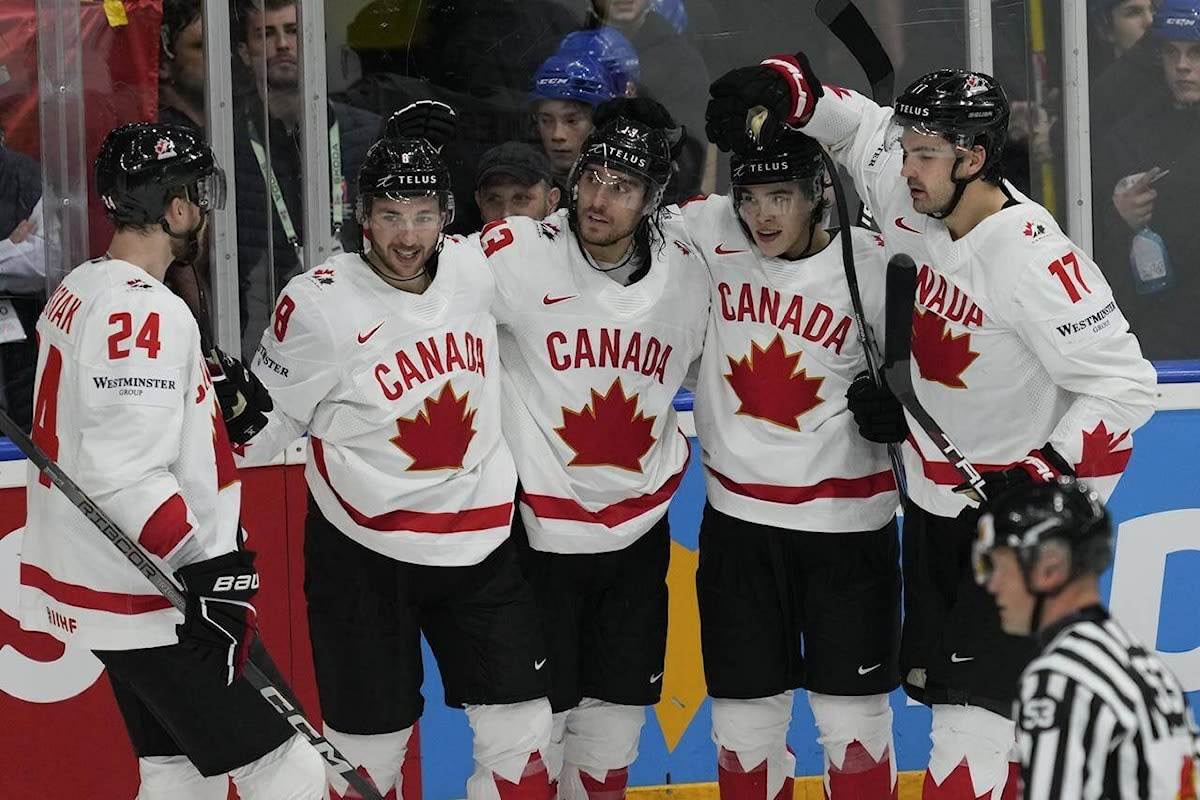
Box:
651 0 689 33
530 51 619 108
559 28 641 97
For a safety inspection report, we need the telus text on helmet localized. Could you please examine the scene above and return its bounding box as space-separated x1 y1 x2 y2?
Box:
603 147 648 169
896 104 930 117
380 174 438 187
743 161 790 173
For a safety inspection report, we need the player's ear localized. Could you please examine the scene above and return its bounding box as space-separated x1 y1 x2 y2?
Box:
1031 541 1071 592
546 185 561 212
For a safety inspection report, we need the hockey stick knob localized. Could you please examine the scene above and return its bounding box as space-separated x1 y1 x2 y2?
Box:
745 105 771 145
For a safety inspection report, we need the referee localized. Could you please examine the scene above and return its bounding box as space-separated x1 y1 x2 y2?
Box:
973 476 1199 799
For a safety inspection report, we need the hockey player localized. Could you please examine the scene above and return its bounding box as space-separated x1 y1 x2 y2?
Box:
679 130 901 799
975 478 1200 799
238 137 554 800
19 122 325 799
705 60 1158 798
480 97 708 800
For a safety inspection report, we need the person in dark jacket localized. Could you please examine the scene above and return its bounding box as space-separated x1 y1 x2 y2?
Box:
1095 0 1200 361
585 0 710 202
233 0 379 359
0 126 44 431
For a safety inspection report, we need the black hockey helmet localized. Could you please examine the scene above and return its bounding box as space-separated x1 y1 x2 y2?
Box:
357 136 455 225
973 476 1113 588
731 129 826 198
95 122 224 227
571 113 673 208
893 69 1010 184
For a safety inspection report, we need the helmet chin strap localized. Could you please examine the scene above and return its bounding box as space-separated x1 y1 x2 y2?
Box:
927 156 983 220
160 214 205 265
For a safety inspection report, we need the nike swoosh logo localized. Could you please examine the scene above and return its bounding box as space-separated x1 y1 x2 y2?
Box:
714 242 748 255
949 653 974 663
894 216 922 234
649 672 664 684
857 663 882 675
542 294 578 305
357 322 385 344
534 659 547 671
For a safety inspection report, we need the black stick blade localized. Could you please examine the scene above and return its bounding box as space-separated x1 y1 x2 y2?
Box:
884 253 918 367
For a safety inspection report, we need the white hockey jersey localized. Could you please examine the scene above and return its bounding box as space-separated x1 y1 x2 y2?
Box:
680 194 898 532
800 87 1157 517
483 210 709 554
241 241 517 567
21 259 240 650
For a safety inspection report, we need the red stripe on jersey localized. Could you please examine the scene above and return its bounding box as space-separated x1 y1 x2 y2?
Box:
21 563 173 614
906 435 1005 485
707 467 896 503
520 437 690 527
139 493 193 559
310 437 513 533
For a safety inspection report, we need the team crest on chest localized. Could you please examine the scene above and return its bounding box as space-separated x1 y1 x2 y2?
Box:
725 334 824 430
555 377 656 472
912 264 984 389
389 381 477 470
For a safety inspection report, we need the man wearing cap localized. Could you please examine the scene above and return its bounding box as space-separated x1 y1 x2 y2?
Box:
474 142 561 225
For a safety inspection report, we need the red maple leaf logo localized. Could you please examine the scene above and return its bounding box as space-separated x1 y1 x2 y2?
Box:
555 378 657 472
911 308 979 389
390 382 477 471
1075 421 1132 478
724 334 824 430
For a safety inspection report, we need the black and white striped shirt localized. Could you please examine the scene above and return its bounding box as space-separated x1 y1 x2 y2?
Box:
1016 605 1200 799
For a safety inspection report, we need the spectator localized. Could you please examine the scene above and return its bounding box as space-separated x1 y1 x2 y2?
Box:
1096 0 1200 360
585 0 711 200
232 0 379 359
1089 0 1157 78
474 142 561 225
529 51 619 194
0 126 44 432
1091 9 1171 134
158 0 205 131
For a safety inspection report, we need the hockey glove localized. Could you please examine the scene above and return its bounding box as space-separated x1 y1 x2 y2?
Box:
845 370 908 444
175 550 259 686
206 348 272 445
953 444 1074 506
382 100 458 151
706 52 823 153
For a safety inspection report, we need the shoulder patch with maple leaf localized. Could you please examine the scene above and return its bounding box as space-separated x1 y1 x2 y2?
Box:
911 308 980 389
724 334 824 430
555 378 657 472
1074 421 1132 478
390 382 477 470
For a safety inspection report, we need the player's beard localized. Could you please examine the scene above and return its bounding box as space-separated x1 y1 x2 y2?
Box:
579 215 641 250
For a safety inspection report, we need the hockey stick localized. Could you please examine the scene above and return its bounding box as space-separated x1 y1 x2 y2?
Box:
881 254 988 502
0 408 384 800
821 149 907 498
815 0 895 105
